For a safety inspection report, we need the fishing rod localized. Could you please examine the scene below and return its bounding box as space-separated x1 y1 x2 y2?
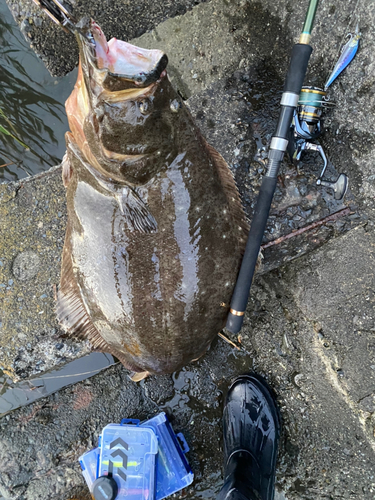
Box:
32 0 77 32
226 0 319 334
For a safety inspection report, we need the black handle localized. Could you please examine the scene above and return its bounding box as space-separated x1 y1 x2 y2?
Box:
225 43 313 335
226 176 277 333
284 44 313 94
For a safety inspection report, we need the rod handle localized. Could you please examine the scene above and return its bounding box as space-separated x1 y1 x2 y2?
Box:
226 175 278 334
284 44 312 94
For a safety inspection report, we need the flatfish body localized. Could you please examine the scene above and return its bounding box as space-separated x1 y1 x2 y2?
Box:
57 20 248 375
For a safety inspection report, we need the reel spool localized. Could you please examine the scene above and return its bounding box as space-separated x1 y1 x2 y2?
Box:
297 86 333 135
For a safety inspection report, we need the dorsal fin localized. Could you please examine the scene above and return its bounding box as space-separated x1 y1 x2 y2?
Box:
202 136 249 238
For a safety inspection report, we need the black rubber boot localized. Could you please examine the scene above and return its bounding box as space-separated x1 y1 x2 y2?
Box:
216 374 281 500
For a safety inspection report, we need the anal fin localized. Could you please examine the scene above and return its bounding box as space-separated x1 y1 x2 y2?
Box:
57 224 108 351
57 222 150 376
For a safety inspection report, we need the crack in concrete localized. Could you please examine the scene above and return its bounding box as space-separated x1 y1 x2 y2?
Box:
312 333 375 453
285 293 375 454
357 392 375 404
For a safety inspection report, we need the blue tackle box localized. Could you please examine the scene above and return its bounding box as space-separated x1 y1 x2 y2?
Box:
138 413 194 499
99 423 158 500
79 412 193 500
79 447 100 491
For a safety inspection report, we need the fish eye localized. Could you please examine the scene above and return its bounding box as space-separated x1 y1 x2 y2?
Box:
139 99 152 114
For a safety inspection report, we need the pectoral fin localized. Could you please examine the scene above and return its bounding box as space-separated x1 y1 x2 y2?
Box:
116 187 157 233
66 136 157 234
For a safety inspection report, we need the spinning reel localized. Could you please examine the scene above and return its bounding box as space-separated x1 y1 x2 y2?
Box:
287 86 348 200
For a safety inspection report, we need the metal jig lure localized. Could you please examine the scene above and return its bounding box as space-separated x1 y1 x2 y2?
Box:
325 25 361 89
32 0 98 56
32 0 77 33
287 25 362 199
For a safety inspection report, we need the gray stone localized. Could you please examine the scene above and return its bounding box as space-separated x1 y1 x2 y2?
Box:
12 251 40 281
359 394 375 413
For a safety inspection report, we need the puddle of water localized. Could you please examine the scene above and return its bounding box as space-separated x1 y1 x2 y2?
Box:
138 343 254 499
0 0 77 182
0 352 116 416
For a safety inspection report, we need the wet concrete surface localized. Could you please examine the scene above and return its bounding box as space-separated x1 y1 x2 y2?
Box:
5 0 209 77
1 0 364 383
256 228 375 495
0 167 91 381
277 225 375 409
1 0 375 498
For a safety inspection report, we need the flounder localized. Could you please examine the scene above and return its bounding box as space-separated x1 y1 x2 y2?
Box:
57 19 248 377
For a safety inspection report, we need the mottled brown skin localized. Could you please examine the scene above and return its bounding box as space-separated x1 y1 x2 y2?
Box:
57 25 248 375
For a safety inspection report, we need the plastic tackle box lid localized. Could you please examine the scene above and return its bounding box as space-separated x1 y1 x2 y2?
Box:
79 447 100 492
98 423 158 500
140 413 194 500
79 413 194 500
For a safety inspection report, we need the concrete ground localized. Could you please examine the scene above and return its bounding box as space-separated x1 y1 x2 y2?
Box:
1 0 375 498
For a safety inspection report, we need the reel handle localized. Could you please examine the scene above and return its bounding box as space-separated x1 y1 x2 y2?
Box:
317 173 348 200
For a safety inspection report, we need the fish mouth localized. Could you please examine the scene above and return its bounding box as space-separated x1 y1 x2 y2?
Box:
77 18 168 89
